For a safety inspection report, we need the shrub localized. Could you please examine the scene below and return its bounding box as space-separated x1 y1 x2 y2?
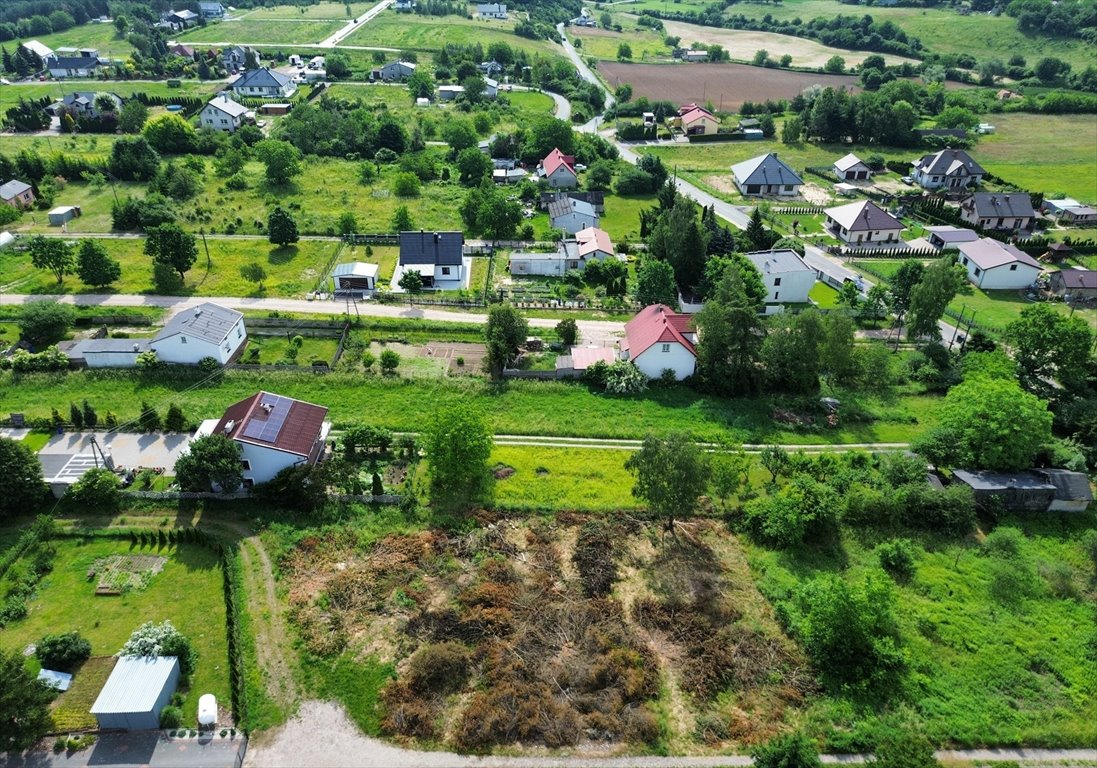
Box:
603 360 646 394
65 468 121 512
405 642 471 695
120 621 197 679
752 731 821 768
159 705 183 729
982 527 1025 559
35 631 91 672
876 539 916 581
18 301 75 347
869 725 939 768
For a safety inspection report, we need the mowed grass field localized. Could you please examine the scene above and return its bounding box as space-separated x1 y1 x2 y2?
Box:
0 538 230 726
240 1 380 20
343 12 558 56
0 80 223 107
178 18 346 45
15 22 136 59
976 113 1097 203
570 23 673 62
0 237 345 297
491 446 641 510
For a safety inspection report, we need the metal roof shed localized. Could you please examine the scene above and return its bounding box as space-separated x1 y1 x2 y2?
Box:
91 656 180 730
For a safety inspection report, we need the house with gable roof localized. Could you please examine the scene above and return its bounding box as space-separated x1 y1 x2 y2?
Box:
204 391 331 486
548 196 598 234
833 153 872 181
959 192 1035 231
395 231 468 290
538 148 578 189
957 238 1042 290
823 200 905 245
620 304 697 380
1 180 35 209
200 94 250 132
730 153 803 196
911 148 985 191
744 249 816 306
677 105 718 136
232 67 296 98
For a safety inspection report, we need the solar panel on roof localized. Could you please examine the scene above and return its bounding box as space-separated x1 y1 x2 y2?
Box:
241 394 291 443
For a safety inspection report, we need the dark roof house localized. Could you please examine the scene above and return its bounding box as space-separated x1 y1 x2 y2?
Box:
960 192 1036 229
399 231 464 266
215 391 329 460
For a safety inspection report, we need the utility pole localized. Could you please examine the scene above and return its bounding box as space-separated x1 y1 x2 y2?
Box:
949 305 966 351
200 227 211 269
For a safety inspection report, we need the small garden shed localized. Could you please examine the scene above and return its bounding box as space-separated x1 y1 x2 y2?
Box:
90 655 180 730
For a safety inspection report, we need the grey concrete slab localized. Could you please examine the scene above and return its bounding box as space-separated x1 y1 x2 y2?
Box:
1 732 246 768
0 428 30 440
39 432 193 473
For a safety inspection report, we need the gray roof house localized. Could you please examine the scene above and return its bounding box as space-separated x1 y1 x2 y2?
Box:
823 200 904 245
221 45 250 72
477 3 508 18
952 468 1092 513
199 1 226 18
377 60 417 81
959 192 1036 231
548 196 599 235
200 94 250 132
232 67 296 98
911 149 985 191
90 656 180 731
49 91 122 118
833 153 872 181
396 231 467 290
731 153 803 196
1 180 34 208
924 225 979 249
46 55 101 78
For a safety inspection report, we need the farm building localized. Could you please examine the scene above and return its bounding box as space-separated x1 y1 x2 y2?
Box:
538 148 578 189
731 153 803 196
438 85 465 101
90 656 180 731
331 261 379 294
682 50 709 62
745 249 816 306
548 196 598 234
395 230 468 290
956 238 1042 290
493 167 527 184
951 469 1092 513
959 192 1035 232
620 304 697 380
20 40 54 68
394 0 416 11
1049 268 1097 299
259 103 292 116
1043 198 1097 226
911 149 985 191
47 206 81 226
201 391 331 486
833 153 872 181
1 180 35 208
924 225 979 250
199 94 250 132
823 200 904 245
477 3 508 18
232 67 296 98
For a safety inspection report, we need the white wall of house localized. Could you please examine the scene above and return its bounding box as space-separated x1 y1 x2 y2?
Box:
827 221 903 244
630 342 695 380
545 167 577 189
152 318 246 365
552 212 598 234
237 442 308 485
200 106 242 132
736 181 800 196
960 258 1041 290
959 210 1032 230
763 269 815 304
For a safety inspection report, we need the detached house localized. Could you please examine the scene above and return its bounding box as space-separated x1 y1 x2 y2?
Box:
620 304 697 380
200 94 250 132
21 40 54 69
549 196 598 234
232 67 296 98
1044 198 1097 226
207 391 331 487
377 60 416 81
46 53 101 79
959 192 1035 231
159 9 199 30
911 148 985 191
538 148 578 189
745 249 816 306
199 1 226 19
48 91 122 119
221 45 251 73
1049 268 1097 300
509 227 615 276
677 106 718 136
575 227 615 262
731 153 803 196
396 231 467 290
833 153 872 181
924 225 979 250
957 238 1042 290
1 180 35 209
823 200 904 245
477 3 508 19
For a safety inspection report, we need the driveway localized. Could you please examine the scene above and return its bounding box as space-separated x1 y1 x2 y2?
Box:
1 731 246 768
39 431 193 472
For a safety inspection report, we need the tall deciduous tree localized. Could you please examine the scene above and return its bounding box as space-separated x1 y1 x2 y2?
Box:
635 258 678 308
27 235 74 284
484 304 527 379
424 404 493 509
0 437 48 517
695 262 765 395
76 239 121 287
142 113 198 154
145 223 197 284
1007 303 1093 394
0 649 55 751
906 258 964 340
174 434 243 492
762 309 824 394
625 433 711 530
647 200 707 292
118 100 149 133
254 139 301 185
268 206 299 245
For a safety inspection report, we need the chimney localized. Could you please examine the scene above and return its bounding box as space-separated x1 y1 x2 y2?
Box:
224 419 235 434
195 307 203 317
133 343 139 352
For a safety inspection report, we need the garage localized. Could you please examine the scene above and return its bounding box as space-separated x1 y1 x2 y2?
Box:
91 656 180 731
331 261 379 295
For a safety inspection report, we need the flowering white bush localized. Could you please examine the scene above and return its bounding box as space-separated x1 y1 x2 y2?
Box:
119 620 196 677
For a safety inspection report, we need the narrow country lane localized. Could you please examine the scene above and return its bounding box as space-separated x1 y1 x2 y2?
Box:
317 0 394 47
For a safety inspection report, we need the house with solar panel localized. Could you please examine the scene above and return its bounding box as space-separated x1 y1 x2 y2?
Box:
204 392 331 486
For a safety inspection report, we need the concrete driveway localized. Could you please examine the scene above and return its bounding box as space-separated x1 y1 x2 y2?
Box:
40 431 192 472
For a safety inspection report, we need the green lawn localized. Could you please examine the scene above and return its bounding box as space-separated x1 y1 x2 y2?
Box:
0 538 229 728
178 19 346 45
16 22 136 60
975 113 1097 203
246 333 341 365
747 515 1097 747
343 12 558 57
599 193 657 242
0 237 344 298
571 22 671 62
0 81 222 113
0 368 943 443
241 1 379 20
809 281 840 308
492 446 641 511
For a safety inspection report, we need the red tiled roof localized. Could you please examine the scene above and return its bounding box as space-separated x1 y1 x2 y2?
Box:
575 226 613 258
541 148 576 178
623 304 696 358
679 107 714 126
214 391 328 457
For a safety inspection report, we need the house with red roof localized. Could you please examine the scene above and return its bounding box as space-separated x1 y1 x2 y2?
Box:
538 147 578 189
620 304 697 380
204 391 331 486
677 105 718 136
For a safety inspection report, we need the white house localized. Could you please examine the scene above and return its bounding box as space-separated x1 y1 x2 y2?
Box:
957 238 1042 290
509 228 615 276
823 200 904 245
911 148 985 191
232 67 296 98
538 148 578 189
394 231 468 290
833 153 872 181
477 3 508 19
959 192 1035 231
331 261 379 293
620 304 697 380
548 196 598 234
149 303 247 364
207 391 331 486
199 94 250 132
1044 198 1097 226
731 153 803 196
575 226 615 262
745 249 816 305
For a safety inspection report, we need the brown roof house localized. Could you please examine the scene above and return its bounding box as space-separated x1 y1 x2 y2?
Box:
823 200 904 245
1049 268 1097 299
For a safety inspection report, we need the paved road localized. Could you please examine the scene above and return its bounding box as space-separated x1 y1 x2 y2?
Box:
317 0 394 47
556 22 613 133
2 293 628 345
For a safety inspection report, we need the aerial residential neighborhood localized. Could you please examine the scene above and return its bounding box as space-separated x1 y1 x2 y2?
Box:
0 0 1094 766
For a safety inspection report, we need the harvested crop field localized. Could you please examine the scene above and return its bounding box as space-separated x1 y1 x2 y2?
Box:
659 19 918 67
597 61 861 109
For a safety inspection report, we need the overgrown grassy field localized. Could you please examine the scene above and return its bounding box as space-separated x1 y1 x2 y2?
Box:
747 515 1097 747
343 12 558 56
0 368 942 443
0 538 229 725
0 237 344 297
177 19 346 45
491 446 641 510
16 22 136 59
571 22 672 62
241 1 379 20
975 114 1097 203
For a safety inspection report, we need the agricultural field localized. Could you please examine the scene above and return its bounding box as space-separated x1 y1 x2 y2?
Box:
343 12 558 57
570 23 673 62
0 237 344 298
657 18 918 67
598 61 861 110
0 537 230 726
240 1 382 20
177 19 347 46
